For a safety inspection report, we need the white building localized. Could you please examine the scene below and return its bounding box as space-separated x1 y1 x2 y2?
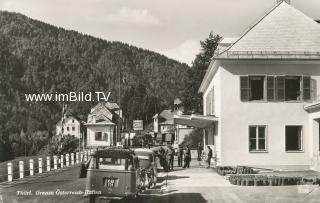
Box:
176 2 320 171
85 102 121 148
56 114 81 139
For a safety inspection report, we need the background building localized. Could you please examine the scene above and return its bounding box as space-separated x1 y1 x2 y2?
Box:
85 102 122 148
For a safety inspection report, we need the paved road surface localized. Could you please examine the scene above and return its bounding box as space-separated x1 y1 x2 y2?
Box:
1 163 320 203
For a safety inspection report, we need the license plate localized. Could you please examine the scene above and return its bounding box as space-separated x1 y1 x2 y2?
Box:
103 177 119 188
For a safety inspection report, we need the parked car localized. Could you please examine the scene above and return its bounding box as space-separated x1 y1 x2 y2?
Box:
83 148 143 203
134 148 158 188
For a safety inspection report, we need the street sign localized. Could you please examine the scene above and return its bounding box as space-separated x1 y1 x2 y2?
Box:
133 120 143 131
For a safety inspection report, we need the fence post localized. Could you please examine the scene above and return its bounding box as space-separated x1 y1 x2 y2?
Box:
71 153 74 165
60 155 64 168
46 157 50 171
7 162 13 182
19 161 24 179
38 158 43 174
80 152 83 162
66 154 70 167
76 152 79 164
29 159 34 176
53 156 57 170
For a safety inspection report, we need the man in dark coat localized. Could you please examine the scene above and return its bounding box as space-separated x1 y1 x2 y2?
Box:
183 145 191 168
177 144 184 167
207 146 213 168
166 145 175 170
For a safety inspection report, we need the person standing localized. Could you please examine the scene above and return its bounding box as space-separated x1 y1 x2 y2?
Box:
197 143 203 161
206 146 213 168
183 145 191 168
177 144 184 167
166 145 175 170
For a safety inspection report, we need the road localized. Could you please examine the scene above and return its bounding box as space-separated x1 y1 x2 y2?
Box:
1 162 320 203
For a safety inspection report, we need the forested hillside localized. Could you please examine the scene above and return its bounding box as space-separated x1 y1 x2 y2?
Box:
0 11 189 160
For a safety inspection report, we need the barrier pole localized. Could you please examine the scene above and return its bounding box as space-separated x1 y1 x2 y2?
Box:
47 157 50 171
71 153 74 165
38 158 43 174
7 163 13 182
76 152 79 164
53 156 58 170
66 154 70 167
19 161 24 179
29 159 34 176
60 155 64 168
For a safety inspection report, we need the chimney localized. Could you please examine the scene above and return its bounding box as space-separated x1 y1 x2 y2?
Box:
277 0 291 4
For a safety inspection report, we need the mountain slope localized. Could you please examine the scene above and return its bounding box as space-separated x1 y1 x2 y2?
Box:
0 11 189 160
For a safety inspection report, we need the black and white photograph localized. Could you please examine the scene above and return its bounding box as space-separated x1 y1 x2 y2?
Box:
0 0 320 202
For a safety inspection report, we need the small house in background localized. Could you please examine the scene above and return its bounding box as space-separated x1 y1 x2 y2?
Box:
85 102 122 148
56 113 82 139
153 98 193 146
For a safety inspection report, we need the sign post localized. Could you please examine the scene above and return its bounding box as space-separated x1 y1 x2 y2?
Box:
133 120 143 131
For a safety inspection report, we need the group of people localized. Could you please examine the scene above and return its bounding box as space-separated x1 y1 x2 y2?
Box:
158 143 214 171
158 144 191 171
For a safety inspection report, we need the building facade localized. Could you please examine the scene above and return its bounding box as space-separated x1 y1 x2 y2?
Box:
56 115 81 139
85 102 121 148
194 2 320 170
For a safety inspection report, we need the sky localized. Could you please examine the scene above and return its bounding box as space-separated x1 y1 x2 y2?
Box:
0 0 319 65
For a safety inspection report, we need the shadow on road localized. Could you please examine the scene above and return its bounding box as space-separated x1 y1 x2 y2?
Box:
157 175 189 182
109 192 207 203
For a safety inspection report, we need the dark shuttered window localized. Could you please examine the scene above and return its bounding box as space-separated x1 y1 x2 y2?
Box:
302 76 311 101
267 76 275 101
240 76 249 101
276 76 285 101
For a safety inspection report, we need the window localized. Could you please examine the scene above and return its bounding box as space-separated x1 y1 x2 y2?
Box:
95 132 108 141
241 75 311 102
104 133 109 142
285 76 301 101
240 76 265 101
95 132 102 141
267 76 275 101
249 76 265 101
67 127 69 131
285 126 303 151
249 126 267 152
72 127 75 131
97 158 128 171
72 119 74 123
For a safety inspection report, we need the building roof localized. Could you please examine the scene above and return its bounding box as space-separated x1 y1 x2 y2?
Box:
56 113 81 126
90 102 120 114
85 114 115 126
215 2 320 60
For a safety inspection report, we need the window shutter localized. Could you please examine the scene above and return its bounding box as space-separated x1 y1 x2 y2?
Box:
240 76 249 101
267 76 275 101
276 76 285 101
302 76 311 101
311 79 317 101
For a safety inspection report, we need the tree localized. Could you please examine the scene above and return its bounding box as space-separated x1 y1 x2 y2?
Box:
182 32 222 114
181 128 203 149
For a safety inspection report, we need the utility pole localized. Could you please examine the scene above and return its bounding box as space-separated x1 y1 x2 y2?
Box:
58 102 66 154
117 63 121 146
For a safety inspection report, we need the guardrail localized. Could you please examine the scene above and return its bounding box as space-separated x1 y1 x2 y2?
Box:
2 149 95 182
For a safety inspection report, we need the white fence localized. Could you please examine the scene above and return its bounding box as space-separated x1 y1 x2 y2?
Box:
5 149 95 182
